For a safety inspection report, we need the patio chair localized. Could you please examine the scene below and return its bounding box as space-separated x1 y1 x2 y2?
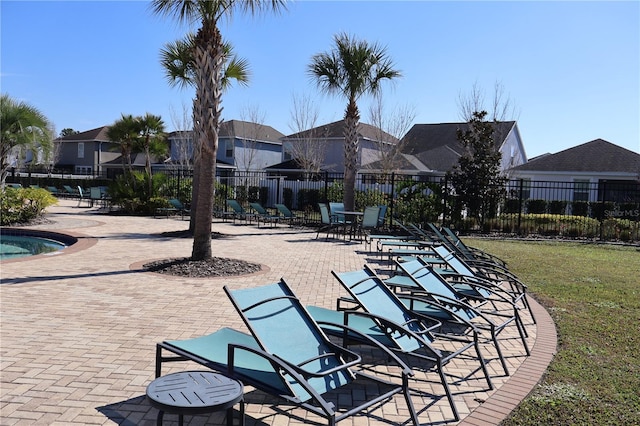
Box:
309 266 494 421
77 186 92 207
156 279 420 426
377 204 388 228
274 203 302 227
316 203 346 239
356 206 380 243
390 258 530 375
249 202 279 228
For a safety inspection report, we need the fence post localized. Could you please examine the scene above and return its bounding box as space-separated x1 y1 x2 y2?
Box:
517 179 524 235
442 175 448 227
599 180 607 240
389 172 396 226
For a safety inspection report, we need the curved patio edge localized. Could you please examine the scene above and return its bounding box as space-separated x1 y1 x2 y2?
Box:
458 297 557 425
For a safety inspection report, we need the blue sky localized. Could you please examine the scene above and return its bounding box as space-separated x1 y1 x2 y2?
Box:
2 1 638 158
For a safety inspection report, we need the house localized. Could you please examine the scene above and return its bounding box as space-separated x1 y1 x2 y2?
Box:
167 120 285 172
273 120 398 177
509 139 640 205
54 126 121 175
388 121 527 176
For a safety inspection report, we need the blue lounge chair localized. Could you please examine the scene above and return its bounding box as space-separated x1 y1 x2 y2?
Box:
274 203 302 227
156 279 419 426
225 199 256 224
249 202 279 228
390 258 530 375
309 266 494 421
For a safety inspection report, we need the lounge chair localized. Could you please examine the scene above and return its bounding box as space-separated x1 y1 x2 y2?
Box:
274 203 302 227
428 245 535 323
63 185 79 198
46 186 60 196
225 199 256 224
156 279 419 426
309 266 494 421
249 202 279 228
389 258 530 375
427 223 508 268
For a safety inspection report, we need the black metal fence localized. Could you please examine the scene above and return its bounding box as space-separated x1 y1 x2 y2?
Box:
7 168 639 242
159 169 640 242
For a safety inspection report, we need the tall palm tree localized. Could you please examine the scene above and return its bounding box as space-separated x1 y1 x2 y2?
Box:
161 36 250 233
309 33 401 210
0 94 52 188
151 0 287 261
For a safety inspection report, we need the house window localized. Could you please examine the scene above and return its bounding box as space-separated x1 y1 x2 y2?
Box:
573 180 590 202
225 140 234 158
77 142 84 159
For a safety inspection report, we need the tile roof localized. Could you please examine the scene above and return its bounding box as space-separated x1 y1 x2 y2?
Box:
512 139 640 173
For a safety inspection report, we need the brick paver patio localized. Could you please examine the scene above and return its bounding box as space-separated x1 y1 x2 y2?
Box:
1 200 556 425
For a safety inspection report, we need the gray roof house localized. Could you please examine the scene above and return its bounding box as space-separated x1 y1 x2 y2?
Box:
167 120 284 172
510 139 640 180
54 126 121 175
273 120 398 175
509 139 640 205
386 121 527 176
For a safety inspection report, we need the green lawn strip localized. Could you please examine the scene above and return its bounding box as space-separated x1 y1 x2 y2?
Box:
466 239 640 425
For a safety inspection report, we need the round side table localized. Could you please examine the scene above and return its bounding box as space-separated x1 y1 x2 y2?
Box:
146 371 244 426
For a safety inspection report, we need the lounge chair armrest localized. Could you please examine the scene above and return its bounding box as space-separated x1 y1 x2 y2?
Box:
315 319 414 377
227 342 330 404
339 309 438 348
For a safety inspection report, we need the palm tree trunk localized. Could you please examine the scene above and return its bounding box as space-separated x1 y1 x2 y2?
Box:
191 23 223 261
343 98 360 211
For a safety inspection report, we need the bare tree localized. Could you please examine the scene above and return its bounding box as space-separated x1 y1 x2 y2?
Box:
169 102 193 173
366 96 416 178
238 104 266 173
458 80 520 123
458 80 522 173
286 93 328 178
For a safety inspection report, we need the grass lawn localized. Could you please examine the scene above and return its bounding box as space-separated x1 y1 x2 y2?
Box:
466 239 640 425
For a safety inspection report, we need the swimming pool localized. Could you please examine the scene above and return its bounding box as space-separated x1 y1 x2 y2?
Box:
0 229 76 260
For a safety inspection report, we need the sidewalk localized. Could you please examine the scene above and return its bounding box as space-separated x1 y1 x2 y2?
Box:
1 200 556 425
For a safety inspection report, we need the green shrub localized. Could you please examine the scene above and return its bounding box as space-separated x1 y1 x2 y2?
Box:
283 187 293 208
297 188 321 211
0 187 57 225
526 199 547 214
571 201 589 217
548 200 567 215
108 171 169 214
503 198 522 214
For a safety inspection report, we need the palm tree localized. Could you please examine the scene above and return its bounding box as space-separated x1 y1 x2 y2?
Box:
151 0 287 261
137 113 167 195
0 94 52 188
106 114 139 180
308 33 401 210
161 35 250 233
